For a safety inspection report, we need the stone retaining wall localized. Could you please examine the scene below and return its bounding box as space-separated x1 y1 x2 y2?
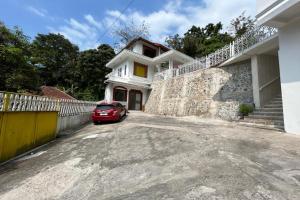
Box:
145 60 253 121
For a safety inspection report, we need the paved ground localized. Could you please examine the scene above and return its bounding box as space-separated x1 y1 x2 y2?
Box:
0 112 300 200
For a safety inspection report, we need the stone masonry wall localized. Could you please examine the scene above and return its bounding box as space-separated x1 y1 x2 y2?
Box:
145 60 253 121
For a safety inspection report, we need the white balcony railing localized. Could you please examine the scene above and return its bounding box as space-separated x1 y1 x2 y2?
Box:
154 25 278 81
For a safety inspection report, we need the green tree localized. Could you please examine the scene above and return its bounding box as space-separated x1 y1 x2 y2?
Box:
0 22 39 92
30 33 79 88
184 23 233 57
166 23 233 58
229 12 255 37
76 44 115 100
165 34 183 51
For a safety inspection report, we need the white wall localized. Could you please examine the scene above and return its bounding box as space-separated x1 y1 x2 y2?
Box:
111 60 130 78
105 83 113 102
56 113 92 135
132 41 143 54
278 19 300 134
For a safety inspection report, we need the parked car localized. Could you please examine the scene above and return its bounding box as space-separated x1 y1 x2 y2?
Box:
92 102 126 124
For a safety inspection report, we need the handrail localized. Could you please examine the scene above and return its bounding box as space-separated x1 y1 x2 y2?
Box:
259 76 280 91
153 24 278 81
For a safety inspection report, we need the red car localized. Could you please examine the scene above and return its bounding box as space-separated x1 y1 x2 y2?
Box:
92 102 126 124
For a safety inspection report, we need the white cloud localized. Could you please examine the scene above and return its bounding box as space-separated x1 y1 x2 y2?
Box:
46 0 256 50
106 10 127 21
104 0 256 43
48 15 103 50
84 15 102 29
27 6 47 17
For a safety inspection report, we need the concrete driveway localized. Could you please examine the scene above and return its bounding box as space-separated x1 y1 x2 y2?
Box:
0 112 300 200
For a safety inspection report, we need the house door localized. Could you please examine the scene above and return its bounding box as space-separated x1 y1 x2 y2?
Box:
128 90 142 110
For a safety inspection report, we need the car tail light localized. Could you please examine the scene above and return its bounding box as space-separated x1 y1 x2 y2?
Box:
106 109 115 115
93 109 97 115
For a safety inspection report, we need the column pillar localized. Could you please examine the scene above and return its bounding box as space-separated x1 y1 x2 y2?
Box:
169 59 174 70
251 55 261 108
156 64 161 72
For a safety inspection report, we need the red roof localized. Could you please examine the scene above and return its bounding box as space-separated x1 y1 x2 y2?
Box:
41 86 76 100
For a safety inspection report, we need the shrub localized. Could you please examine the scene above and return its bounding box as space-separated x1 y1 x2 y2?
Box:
239 104 254 116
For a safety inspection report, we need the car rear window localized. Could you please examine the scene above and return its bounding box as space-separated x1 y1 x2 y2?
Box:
96 105 114 110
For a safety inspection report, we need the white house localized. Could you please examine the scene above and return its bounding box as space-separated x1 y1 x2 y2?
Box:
104 37 194 110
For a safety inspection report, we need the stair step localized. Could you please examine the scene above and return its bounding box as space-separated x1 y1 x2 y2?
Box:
270 100 282 103
270 101 282 104
238 122 285 131
252 111 283 116
239 94 285 131
246 115 283 121
243 118 284 126
260 108 283 112
264 104 283 108
272 97 282 99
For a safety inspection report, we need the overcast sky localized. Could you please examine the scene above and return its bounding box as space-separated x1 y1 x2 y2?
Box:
0 0 256 50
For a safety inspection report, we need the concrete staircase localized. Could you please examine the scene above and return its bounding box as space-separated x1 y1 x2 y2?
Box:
239 94 285 131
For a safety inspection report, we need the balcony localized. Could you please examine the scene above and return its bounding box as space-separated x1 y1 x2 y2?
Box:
105 72 152 88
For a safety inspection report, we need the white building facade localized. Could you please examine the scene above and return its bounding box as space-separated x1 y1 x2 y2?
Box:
256 0 300 134
104 37 194 110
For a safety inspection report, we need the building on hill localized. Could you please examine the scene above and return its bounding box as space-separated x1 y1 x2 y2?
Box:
104 37 194 110
104 1 300 135
41 86 76 100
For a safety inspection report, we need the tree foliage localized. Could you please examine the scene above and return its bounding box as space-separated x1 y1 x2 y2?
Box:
166 22 233 58
165 34 183 51
0 22 39 92
30 33 79 87
0 22 115 100
75 44 115 100
229 11 255 37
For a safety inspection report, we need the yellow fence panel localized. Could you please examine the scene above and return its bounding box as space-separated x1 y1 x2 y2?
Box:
0 111 58 163
35 112 58 146
0 113 3 160
0 91 95 163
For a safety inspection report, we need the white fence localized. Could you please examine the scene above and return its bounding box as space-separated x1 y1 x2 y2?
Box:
154 25 278 81
58 99 97 117
0 92 97 117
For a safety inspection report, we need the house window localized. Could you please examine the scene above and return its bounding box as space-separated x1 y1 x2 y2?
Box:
143 45 156 58
113 87 127 102
117 68 122 77
134 62 148 78
124 65 127 75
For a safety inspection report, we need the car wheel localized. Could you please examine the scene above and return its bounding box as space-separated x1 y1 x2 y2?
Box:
93 121 99 125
